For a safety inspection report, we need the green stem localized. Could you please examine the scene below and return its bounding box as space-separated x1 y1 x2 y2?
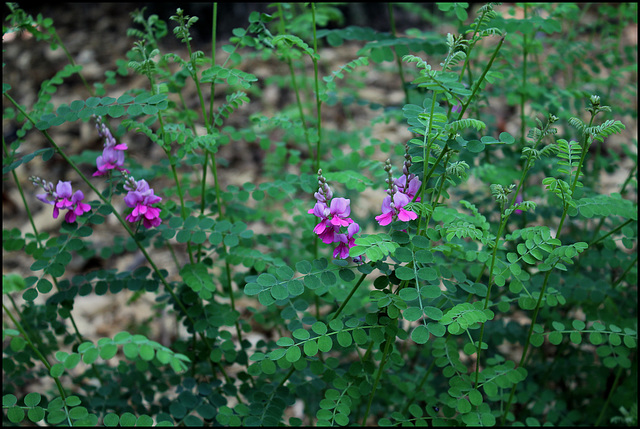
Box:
388 3 409 104
4 92 236 386
330 272 368 321
180 25 243 345
3 138 41 247
209 3 218 126
619 157 637 197
458 34 506 118
51 28 94 96
611 253 638 290
416 145 450 208
311 3 322 173
595 365 624 426
3 302 69 405
520 5 528 148
420 92 439 197
589 219 633 247
502 109 598 424
401 359 436 415
277 4 313 167
277 366 296 390
361 334 394 425
143 60 194 262
458 7 489 82
431 152 452 207
3 137 105 382
474 215 508 385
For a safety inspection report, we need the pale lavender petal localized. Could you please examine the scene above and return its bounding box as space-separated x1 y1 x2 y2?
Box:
330 197 351 218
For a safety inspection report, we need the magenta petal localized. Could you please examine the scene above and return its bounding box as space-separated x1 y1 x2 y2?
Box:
330 216 351 227
319 227 337 244
313 220 328 235
375 211 393 226
398 208 418 222
333 242 349 259
65 211 77 223
145 207 160 219
143 216 162 228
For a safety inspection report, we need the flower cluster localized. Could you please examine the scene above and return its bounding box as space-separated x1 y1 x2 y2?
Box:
123 175 163 229
31 177 91 223
308 170 360 259
93 116 129 177
33 117 162 229
375 152 421 227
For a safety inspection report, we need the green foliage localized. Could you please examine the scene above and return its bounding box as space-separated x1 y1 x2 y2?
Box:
33 93 168 131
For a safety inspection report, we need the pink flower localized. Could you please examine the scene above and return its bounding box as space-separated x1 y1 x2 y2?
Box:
93 116 129 177
376 156 421 227
309 170 360 259
64 191 91 223
93 146 128 176
395 174 421 201
328 197 353 227
374 195 394 226
333 223 360 259
123 176 162 229
33 178 91 223
375 184 419 226
308 198 354 235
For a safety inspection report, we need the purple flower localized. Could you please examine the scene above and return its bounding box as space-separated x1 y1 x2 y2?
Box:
93 146 128 176
64 191 91 223
514 192 523 214
394 192 418 222
374 195 395 226
328 197 353 227
33 178 91 223
333 222 360 259
93 116 128 177
123 176 162 229
309 170 360 259
309 197 355 243
452 103 462 114
376 153 422 227
394 174 421 201
375 190 418 226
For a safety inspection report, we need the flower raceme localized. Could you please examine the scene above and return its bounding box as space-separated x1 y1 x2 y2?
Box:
308 170 360 259
32 121 162 230
32 178 91 223
375 191 418 226
93 116 129 177
375 156 421 227
123 176 163 229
